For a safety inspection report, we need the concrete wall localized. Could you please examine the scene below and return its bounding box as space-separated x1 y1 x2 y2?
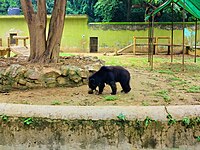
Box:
0 15 199 53
0 104 200 149
0 15 89 53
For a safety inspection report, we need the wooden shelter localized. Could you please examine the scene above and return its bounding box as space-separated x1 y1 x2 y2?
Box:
145 0 200 70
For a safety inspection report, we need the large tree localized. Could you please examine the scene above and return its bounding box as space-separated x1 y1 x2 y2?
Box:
20 0 66 63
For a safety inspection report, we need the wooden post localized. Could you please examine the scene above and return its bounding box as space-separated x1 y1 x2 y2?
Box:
0 38 2 46
7 47 10 57
182 0 186 71
194 18 197 63
133 37 136 54
171 2 174 62
7 37 10 48
24 39 26 47
155 37 158 54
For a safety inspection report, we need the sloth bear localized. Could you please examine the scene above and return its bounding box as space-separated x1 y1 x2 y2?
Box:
88 66 131 95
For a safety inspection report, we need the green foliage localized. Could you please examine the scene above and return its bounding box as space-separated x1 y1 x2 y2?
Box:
94 0 122 22
104 95 118 101
144 116 152 127
170 79 187 87
197 136 200 142
155 90 170 102
167 114 176 126
182 117 190 126
117 113 126 121
196 117 200 124
51 100 61 105
142 101 149 106
186 86 200 93
0 0 196 22
59 53 75 57
23 117 33 125
0 114 9 122
157 69 174 75
0 0 9 14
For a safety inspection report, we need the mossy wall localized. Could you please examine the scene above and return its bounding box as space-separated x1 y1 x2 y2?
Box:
0 16 199 53
0 117 200 149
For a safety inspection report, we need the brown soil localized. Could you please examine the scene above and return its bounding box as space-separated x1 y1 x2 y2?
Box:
0 54 200 106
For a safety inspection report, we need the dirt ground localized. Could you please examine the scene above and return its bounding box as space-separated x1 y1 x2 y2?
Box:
0 54 200 106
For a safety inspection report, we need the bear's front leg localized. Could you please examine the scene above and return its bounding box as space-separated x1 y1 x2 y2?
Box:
98 83 105 94
109 81 117 95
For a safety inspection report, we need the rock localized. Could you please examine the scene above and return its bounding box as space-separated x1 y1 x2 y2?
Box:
0 55 104 90
60 65 70 76
84 63 103 72
57 77 69 85
18 79 27 85
26 82 37 88
25 69 41 80
80 69 89 79
69 74 82 83
4 64 25 78
42 68 61 78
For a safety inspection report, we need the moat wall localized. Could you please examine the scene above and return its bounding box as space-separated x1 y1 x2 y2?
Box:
0 104 200 150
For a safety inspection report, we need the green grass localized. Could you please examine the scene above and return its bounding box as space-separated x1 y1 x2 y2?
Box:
170 79 187 87
186 86 200 93
170 77 182 81
98 56 149 68
155 90 171 102
59 53 75 57
59 53 200 74
51 100 61 105
103 95 118 101
157 69 174 75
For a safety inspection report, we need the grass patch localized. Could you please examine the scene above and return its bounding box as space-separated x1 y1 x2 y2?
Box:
170 77 182 81
98 56 149 68
104 95 118 101
186 86 200 93
157 69 174 75
170 80 187 87
155 90 170 102
142 101 149 106
59 53 75 57
51 100 61 105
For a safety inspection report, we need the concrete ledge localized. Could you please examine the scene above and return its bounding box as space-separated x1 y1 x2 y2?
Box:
0 103 200 120
1 103 200 149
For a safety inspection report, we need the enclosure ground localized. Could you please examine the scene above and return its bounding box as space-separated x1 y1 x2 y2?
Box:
0 54 200 106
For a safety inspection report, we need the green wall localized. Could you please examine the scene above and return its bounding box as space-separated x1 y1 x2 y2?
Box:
0 15 199 53
89 22 200 52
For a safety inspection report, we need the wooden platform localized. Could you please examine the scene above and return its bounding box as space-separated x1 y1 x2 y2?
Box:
10 46 30 56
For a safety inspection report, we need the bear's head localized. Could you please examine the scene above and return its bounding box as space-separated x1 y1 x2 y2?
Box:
88 78 97 94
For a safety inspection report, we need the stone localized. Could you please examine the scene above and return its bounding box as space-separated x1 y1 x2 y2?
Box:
84 63 103 72
80 69 89 79
26 82 37 88
25 69 41 80
57 77 69 85
69 74 82 83
60 65 70 76
42 68 61 78
18 79 27 85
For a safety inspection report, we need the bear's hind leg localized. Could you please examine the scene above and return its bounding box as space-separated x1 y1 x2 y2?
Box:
120 81 131 93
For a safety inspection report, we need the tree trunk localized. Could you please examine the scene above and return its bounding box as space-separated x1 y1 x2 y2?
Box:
20 0 36 61
127 0 131 21
44 0 66 63
20 0 66 63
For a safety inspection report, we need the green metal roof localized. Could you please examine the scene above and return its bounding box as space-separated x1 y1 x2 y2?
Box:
145 0 200 21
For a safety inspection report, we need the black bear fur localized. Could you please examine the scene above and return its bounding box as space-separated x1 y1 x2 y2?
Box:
88 66 131 95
